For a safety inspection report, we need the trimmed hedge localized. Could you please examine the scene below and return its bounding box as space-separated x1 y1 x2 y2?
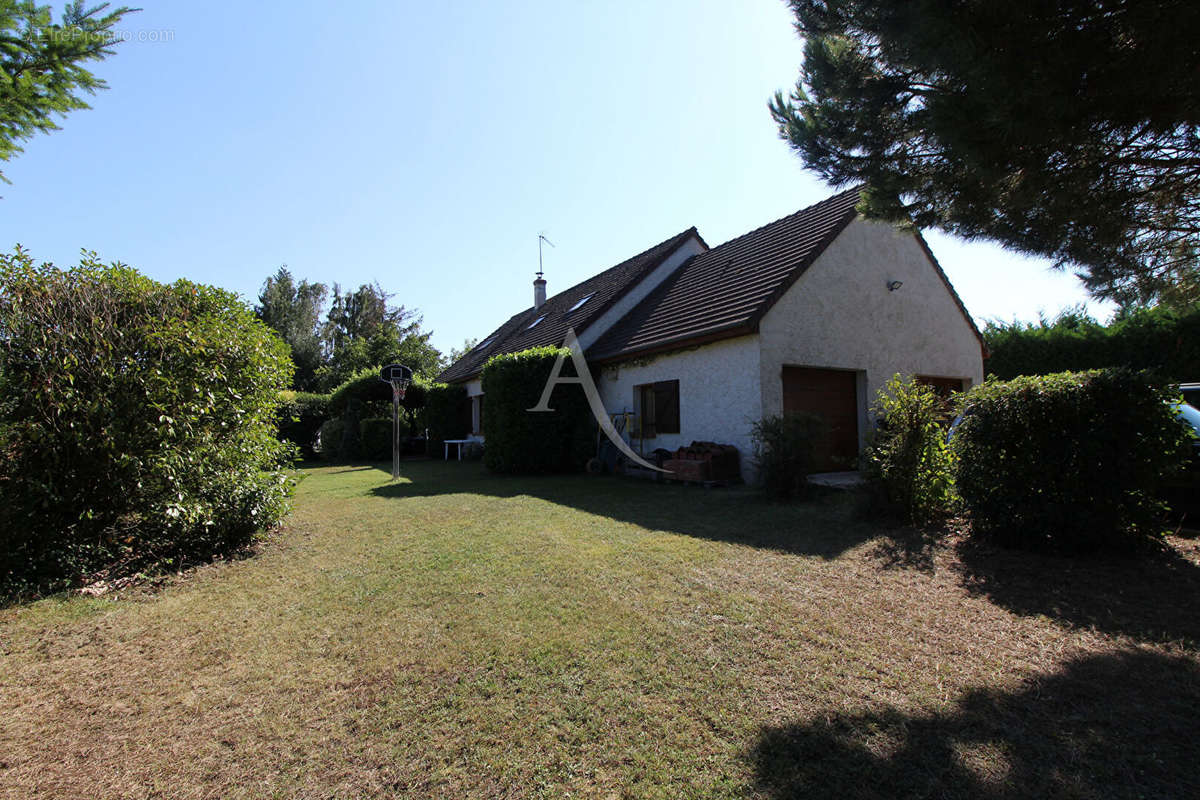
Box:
863 375 956 523
984 304 1200 380
424 382 469 456
952 369 1192 553
0 251 297 599
276 391 331 458
480 347 594 473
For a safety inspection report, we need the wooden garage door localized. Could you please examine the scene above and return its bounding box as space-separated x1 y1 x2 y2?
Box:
781 366 859 472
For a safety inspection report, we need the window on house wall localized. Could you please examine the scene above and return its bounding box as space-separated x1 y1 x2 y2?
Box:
915 375 966 397
635 380 679 438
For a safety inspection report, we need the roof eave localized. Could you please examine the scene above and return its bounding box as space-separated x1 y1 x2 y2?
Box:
586 323 757 366
910 229 990 359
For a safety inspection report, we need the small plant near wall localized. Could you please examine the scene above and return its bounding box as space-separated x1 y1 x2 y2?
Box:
862 375 957 524
751 413 827 500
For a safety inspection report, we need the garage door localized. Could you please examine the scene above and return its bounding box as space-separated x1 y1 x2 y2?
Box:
781 366 859 472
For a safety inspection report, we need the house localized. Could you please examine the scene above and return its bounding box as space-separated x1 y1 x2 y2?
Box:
437 188 985 479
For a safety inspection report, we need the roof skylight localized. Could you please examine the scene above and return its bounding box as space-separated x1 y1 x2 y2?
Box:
474 336 496 351
567 292 596 313
527 315 547 329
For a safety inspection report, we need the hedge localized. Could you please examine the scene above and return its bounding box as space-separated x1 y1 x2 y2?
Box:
322 368 429 461
983 304 1200 380
0 250 297 599
424 382 469 456
952 369 1192 553
359 417 392 461
480 347 594 473
276 391 331 459
329 367 427 417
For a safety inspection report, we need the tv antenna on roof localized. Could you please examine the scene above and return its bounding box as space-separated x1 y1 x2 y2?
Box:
537 233 554 278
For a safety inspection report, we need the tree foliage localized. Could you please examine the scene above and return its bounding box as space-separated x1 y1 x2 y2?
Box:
0 1 135 181
256 266 327 391
770 0 1200 306
252 271 444 393
0 248 297 599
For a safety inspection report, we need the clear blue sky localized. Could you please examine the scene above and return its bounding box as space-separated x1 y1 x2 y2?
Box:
0 0 1109 354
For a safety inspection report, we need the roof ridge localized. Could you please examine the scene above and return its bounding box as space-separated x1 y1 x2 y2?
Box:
539 226 698 304
703 186 860 256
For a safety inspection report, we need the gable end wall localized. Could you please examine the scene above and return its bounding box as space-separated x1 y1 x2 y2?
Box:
758 217 985 451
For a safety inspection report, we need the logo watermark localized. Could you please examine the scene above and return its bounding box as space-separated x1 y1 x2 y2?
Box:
528 327 669 473
37 27 175 44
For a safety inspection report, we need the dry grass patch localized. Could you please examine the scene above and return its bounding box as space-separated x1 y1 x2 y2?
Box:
2 461 1198 798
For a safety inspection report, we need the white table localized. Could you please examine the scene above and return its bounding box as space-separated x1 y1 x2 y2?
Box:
444 439 471 460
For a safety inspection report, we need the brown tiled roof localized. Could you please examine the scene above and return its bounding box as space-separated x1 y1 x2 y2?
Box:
587 188 862 361
436 227 701 383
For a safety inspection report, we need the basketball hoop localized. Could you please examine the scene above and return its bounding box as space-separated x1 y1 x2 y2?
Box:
379 363 413 480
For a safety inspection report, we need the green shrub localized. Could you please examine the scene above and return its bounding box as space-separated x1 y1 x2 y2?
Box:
359 417 392 461
276 391 330 459
480 347 594 473
863 375 957 524
316 417 345 460
424 382 469 456
0 249 297 600
750 413 828 500
952 369 1192 553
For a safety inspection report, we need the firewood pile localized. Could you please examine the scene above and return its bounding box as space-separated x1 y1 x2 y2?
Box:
662 441 740 483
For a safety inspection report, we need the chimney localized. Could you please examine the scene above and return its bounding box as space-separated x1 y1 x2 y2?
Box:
533 273 547 308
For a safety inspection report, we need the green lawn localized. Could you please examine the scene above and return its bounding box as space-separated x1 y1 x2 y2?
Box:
3 461 1200 799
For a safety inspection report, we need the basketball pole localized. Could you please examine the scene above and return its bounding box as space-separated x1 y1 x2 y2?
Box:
391 382 401 480
379 363 411 483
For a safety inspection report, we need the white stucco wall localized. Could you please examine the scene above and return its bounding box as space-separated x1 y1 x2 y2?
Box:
464 379 484 441
758 217 985 451
596 335 762 480
576 234 707 351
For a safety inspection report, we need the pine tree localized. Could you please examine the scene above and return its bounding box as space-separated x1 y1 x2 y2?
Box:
769 0 1200 307
0 1 135 182
255 267 327 391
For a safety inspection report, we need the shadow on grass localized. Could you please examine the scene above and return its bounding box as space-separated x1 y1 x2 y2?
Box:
865 524 945 574
752 648 1200 799
363 460 880 560
361 460 1200 644
954 535 1200 646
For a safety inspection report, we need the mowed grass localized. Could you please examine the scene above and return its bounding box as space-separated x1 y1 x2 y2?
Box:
3 461 1200 799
